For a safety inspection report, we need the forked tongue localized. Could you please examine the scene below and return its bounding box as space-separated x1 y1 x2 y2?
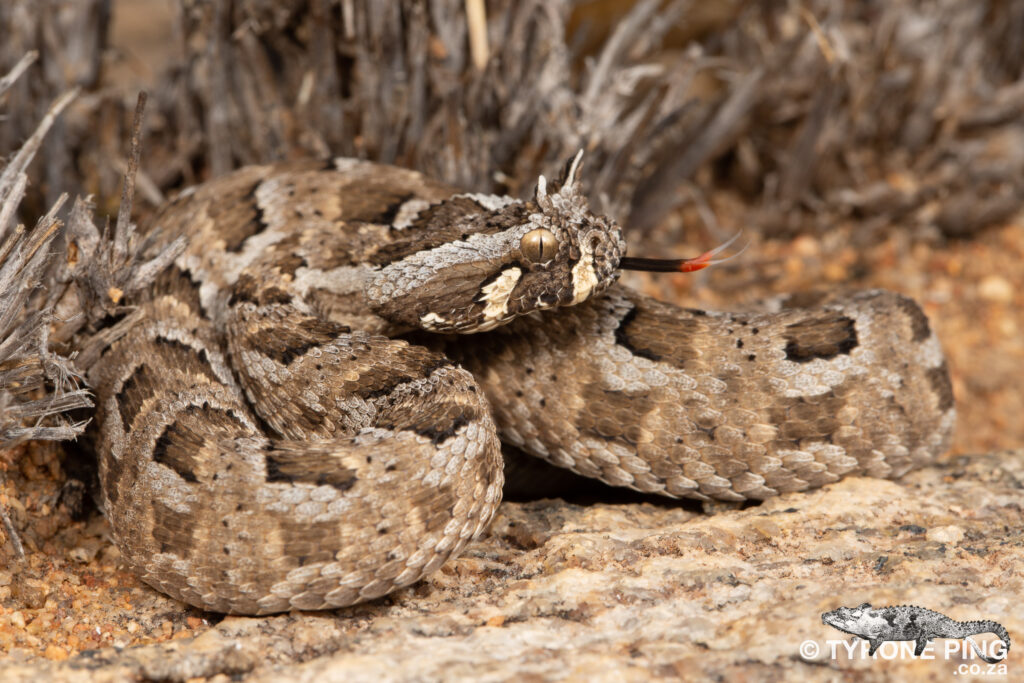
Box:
619 232 746 273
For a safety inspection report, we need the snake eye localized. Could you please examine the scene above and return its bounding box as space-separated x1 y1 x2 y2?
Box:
520 228 559 264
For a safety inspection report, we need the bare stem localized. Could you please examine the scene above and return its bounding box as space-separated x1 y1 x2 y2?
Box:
0 51 38 100
0 492 25 560
114 91 148 266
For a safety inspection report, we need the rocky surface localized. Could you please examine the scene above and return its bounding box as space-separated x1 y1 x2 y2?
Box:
0 450 1019 682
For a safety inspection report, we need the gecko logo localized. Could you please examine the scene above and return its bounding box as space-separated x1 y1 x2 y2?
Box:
821 603 1010 664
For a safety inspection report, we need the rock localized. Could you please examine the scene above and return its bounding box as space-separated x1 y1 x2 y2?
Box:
0 451 1020 681
11 577 49 610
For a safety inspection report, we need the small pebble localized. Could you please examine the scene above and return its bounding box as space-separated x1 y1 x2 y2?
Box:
926 525 965 544
43 644 68 661
978 275 1013 303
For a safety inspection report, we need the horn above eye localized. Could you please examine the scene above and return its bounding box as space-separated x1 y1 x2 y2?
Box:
520 228 559 264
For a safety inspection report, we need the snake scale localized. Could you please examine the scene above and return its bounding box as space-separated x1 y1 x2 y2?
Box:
88 154 955 615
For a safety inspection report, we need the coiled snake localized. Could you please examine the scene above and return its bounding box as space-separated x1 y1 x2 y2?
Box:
89 154 954 614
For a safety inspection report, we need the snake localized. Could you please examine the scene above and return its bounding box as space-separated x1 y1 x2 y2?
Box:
87 153 955 615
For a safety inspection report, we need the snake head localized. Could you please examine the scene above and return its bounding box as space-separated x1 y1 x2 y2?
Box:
366 151 626 333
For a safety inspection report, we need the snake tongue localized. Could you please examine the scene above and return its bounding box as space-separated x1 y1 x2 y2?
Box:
619 231 746 273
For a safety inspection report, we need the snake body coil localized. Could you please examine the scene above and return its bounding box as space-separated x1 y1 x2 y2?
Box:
89 156 954 614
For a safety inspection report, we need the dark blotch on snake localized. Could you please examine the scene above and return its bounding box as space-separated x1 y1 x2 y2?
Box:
783 315 858 363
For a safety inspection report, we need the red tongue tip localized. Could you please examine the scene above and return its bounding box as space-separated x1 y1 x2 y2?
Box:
678 256 713 273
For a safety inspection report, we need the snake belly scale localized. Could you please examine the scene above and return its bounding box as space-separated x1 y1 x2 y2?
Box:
88 154 955 614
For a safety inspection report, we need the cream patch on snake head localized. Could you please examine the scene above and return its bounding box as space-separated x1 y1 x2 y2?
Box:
570 244 598 305
419 312 450 330
481 267 523 322
392 199 432 229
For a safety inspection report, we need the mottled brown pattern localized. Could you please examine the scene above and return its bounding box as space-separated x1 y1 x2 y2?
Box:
896 294 934 342
248 317 350 366
399 397 481 445
148 265 204 311
341 187 419 224
185 174 265 253
152 500 198 558
265 450 358 491
450 286 953 501
153 404 251 482
927 362 955 412
116 363 159 434
88 157 953 616
258 233 309 277
151 336 220 380
613 300 704 366
783 314 859 363
369 198 532 266
152 415 206 483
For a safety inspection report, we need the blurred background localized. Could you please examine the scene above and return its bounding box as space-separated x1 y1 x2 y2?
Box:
10 0 1013 451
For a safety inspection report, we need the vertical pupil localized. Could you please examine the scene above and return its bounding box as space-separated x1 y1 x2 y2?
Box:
524 230 556 263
